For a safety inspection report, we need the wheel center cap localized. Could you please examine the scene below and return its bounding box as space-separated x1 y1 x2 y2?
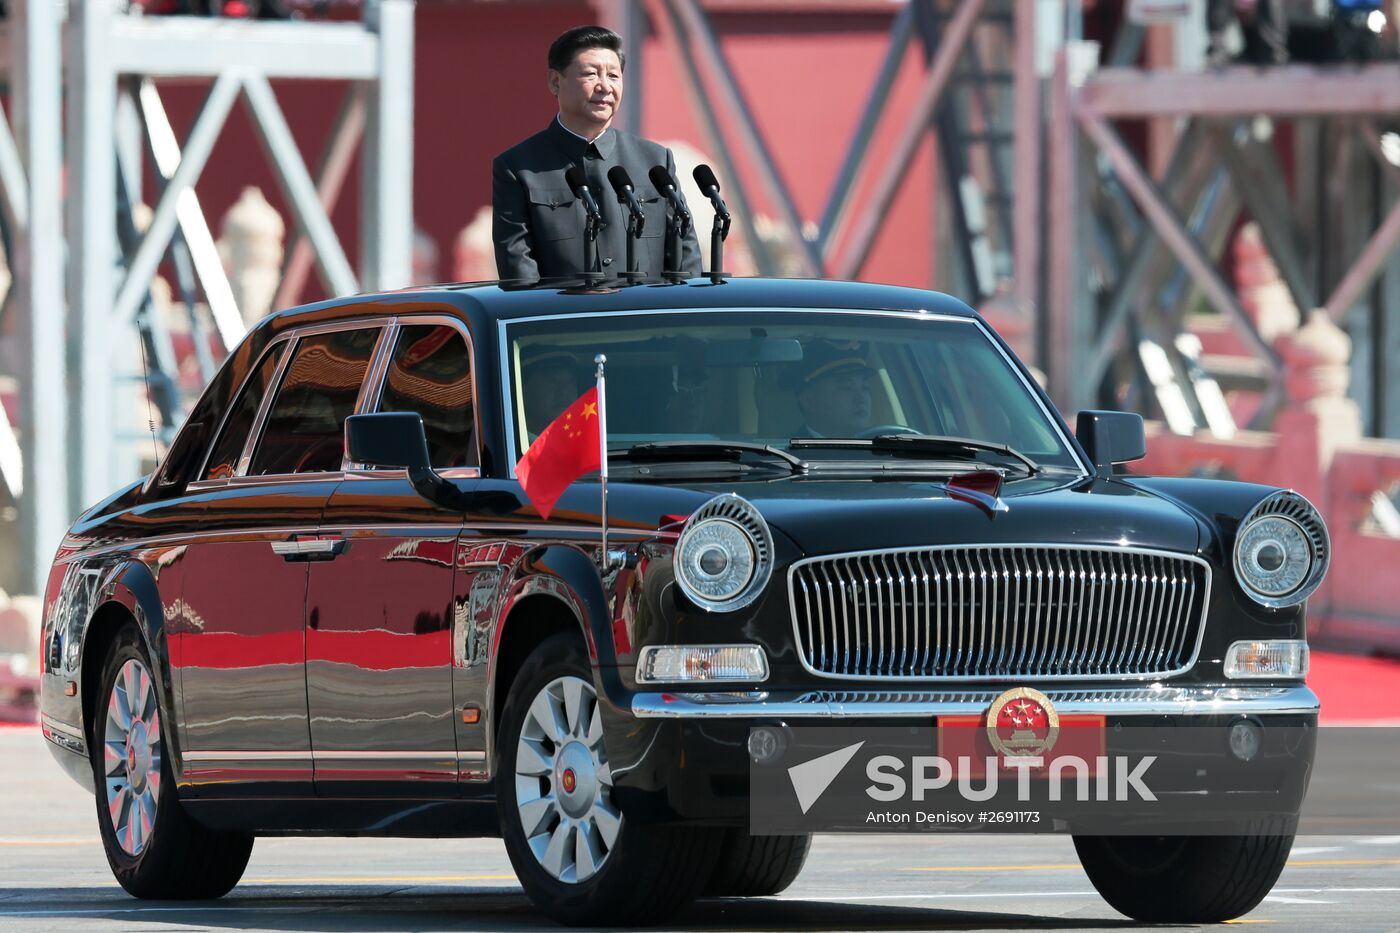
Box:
555 742 597 818
125 723 150 789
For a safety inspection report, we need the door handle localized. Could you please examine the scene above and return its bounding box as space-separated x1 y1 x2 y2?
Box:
270 535 346 562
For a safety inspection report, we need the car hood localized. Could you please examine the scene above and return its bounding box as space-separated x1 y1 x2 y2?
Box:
677 475 1203 557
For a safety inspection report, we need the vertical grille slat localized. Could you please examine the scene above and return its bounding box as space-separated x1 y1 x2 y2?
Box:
790 545 1209 680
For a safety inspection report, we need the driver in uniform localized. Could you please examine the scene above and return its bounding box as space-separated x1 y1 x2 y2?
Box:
789 339 875 438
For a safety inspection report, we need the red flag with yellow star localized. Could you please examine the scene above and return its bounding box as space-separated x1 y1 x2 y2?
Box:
516 386 601 520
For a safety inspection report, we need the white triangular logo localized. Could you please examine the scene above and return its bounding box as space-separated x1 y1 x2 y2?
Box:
787 741 865 814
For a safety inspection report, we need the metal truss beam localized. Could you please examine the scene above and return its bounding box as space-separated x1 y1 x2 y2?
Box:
135 79 245 351
275 86 367 312
834 0 986 280
1080 64 1400 118
108 17 380 80
114 71 241 328
1075 108 1283 390
665 0 822 276
243 74 360 298
11 0 66 592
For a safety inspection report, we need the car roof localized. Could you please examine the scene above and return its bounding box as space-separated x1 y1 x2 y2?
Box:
261 276 980 327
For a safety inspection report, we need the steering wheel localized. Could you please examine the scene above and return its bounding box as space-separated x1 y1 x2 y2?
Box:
292 435 343 474
858 424 920 438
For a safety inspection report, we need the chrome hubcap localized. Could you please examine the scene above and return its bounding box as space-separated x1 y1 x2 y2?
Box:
515 675 621 883
103 659 161 857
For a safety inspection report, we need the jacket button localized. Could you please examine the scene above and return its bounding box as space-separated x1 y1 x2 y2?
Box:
602 257 613 266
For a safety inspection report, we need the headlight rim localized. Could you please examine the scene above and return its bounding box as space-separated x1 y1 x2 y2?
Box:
1232 490 1330 610
674 494 773 612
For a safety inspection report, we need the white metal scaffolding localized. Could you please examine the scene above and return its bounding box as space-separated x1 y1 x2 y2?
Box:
2 0 416 594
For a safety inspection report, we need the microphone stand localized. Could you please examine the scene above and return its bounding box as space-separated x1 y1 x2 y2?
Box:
706 210 731 285
621 211 644 282
664 211 686 283
582 211 601 285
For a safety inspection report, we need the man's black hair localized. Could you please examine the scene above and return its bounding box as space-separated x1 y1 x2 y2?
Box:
548 25 626 73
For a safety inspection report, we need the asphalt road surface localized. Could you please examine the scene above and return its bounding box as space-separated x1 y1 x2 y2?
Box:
3 727 1397 932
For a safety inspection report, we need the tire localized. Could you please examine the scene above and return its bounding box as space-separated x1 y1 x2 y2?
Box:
91 626 254 899
705 830 811 897
1073 827 1295 923
496 632 722 926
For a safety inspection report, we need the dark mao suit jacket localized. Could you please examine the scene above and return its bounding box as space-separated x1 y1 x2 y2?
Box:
492 119 703 282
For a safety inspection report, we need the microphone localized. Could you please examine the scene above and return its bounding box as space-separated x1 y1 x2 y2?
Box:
564 165 602 223
648 165 692 235
692 164 731 224
606 165 646 232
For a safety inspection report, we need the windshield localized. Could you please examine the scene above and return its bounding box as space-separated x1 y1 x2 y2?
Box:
504 310 1084 474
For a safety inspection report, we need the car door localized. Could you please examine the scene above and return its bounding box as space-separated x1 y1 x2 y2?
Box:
176 322 384 796
305 318 480 795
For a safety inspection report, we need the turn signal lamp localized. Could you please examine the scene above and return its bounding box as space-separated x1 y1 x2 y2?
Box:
636 645 769 684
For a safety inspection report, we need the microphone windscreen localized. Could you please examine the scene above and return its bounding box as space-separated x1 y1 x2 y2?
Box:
564 165 588 196
606 165 634 193
692 163 720 193
648 165 677 195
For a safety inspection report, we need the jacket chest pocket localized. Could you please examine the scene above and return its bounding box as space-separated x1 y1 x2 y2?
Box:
639 195 666 238
528 188 580 241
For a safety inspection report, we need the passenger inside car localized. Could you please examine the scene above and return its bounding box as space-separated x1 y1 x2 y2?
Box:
520 347 581 438
788 339 876 437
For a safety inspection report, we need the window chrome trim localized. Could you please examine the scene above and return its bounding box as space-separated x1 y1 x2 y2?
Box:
497 307 1090 480
785 542 1213 683
350 313 484 472
193 336 294 485
238 317 392 481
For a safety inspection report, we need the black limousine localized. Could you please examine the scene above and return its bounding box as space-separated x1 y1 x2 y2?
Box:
39 277 1326 925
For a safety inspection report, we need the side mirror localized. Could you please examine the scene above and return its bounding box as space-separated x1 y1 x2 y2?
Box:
1076 410 1146 476
345 412 431 470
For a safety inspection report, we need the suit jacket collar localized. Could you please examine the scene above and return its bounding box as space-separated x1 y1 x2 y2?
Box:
549 115 618 161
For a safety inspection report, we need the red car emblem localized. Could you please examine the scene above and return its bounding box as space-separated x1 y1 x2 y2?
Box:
561 768 577 794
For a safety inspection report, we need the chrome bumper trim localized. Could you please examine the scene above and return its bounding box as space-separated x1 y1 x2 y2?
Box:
630 684 1319 719
41 714 86 754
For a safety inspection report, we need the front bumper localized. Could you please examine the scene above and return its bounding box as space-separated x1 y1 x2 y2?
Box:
608 683 1318 825
630 683 1320 719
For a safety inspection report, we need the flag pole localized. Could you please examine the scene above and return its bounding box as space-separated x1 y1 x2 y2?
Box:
594 353 610 566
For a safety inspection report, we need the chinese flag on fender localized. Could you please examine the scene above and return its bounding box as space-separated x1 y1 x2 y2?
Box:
516 386 601 521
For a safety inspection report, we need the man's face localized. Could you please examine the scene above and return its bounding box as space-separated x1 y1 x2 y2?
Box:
799 370 873 437
523 363 579 430
550 48 623 133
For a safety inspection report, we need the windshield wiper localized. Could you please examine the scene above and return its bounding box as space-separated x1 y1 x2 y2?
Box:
789 434 1040 475
610 441 807 474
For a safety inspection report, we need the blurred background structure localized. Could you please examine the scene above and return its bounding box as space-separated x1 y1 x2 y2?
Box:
2 0 1400 713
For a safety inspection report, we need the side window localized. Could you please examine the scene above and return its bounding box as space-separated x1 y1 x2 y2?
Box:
248 327 382 476
201 343 288 481
376 324 477 468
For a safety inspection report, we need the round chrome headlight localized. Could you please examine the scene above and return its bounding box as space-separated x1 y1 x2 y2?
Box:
675 494 773 612
1233 491 1329 609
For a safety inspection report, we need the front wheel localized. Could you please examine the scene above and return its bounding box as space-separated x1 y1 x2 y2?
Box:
497 632 722 926
1073 829 1294 922
92 626 254 899
705 830 811 897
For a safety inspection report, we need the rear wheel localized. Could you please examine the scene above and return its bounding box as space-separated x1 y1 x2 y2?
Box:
497 632 722 925
1073 829 1294 922
705 830 811 897
92 626 254 899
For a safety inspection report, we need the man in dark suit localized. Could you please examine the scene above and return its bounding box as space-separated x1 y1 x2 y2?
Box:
492 25 702 282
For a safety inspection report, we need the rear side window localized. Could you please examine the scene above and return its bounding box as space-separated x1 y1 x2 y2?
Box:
201 343 288 481
249 327 382 476
376 324 477 468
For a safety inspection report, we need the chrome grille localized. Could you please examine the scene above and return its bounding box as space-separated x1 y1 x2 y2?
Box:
788 545 1210 680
